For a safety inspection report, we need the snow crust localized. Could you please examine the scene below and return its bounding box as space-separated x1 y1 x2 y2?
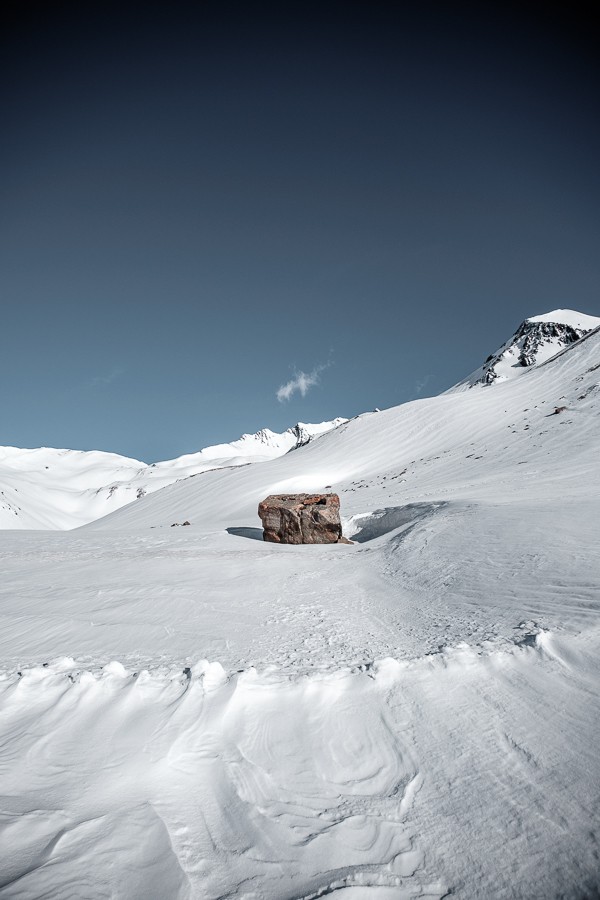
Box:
1 317 599 897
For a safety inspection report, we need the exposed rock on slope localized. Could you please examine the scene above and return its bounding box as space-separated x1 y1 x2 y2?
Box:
451 309 600 390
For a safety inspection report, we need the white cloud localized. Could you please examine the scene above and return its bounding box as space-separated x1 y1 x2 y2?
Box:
277 365 325 403
414 374 432 396
89 367 123 388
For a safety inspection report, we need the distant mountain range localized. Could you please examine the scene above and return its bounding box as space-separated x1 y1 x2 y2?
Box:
0 419 347 529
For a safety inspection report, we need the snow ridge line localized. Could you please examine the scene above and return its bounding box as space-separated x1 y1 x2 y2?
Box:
0 629 553 691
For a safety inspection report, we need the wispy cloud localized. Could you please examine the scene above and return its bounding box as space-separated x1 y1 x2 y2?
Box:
414 374 432 396
88 367 124 388
276 363 328 403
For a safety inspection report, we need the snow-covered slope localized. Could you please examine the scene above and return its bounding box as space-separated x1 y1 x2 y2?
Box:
451 308 600 390
0 419 346 530
0 318 599 898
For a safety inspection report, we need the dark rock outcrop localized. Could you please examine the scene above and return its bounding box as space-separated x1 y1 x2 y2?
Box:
475 319 593 387
258 493 344 544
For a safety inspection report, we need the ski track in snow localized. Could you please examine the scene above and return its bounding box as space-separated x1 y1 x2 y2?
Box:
0 322 599 898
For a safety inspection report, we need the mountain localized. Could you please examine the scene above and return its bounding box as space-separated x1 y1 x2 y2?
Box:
0 418 346 530
0 313 599 898
450 308 600 390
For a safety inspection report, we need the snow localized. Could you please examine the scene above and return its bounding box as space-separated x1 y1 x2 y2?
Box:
527 308 600 329
0 317 599 897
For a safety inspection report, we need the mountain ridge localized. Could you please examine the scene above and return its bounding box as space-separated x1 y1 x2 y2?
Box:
0 418 347 530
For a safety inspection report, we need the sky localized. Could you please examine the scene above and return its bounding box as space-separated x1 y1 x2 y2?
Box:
1 2 599 462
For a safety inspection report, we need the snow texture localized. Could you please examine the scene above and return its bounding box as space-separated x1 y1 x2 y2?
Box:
0 315 599 898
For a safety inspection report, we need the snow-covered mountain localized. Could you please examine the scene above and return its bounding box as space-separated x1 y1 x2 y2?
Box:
1 311 599 898
0 418 346 530
451 308 600 390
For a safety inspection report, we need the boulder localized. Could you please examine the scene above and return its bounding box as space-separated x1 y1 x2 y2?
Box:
258 493 344 544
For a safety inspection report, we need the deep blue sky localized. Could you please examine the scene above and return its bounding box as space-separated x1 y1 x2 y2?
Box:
2 2 598 461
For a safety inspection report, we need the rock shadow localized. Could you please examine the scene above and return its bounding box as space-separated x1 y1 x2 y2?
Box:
226 527 264 541
350 502 447 543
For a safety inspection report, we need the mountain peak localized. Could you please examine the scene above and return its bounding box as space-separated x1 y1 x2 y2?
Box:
451 308 600 390
526 309 600 330
286 418 347 450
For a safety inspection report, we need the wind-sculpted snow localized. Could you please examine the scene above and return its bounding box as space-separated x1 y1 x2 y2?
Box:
0 629 597 899
0 658 446 899
345 503 447 543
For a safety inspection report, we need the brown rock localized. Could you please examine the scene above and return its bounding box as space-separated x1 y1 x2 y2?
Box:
258 493 343 544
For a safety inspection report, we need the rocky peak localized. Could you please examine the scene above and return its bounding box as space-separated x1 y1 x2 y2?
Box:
243 428 280 447
288 424 313 448
451 309 600 390
287 418 347 451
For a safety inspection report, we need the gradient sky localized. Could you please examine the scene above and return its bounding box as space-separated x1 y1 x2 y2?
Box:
2 2 599 461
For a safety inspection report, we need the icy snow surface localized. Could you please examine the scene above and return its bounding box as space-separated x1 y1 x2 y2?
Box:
0 323 599 898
